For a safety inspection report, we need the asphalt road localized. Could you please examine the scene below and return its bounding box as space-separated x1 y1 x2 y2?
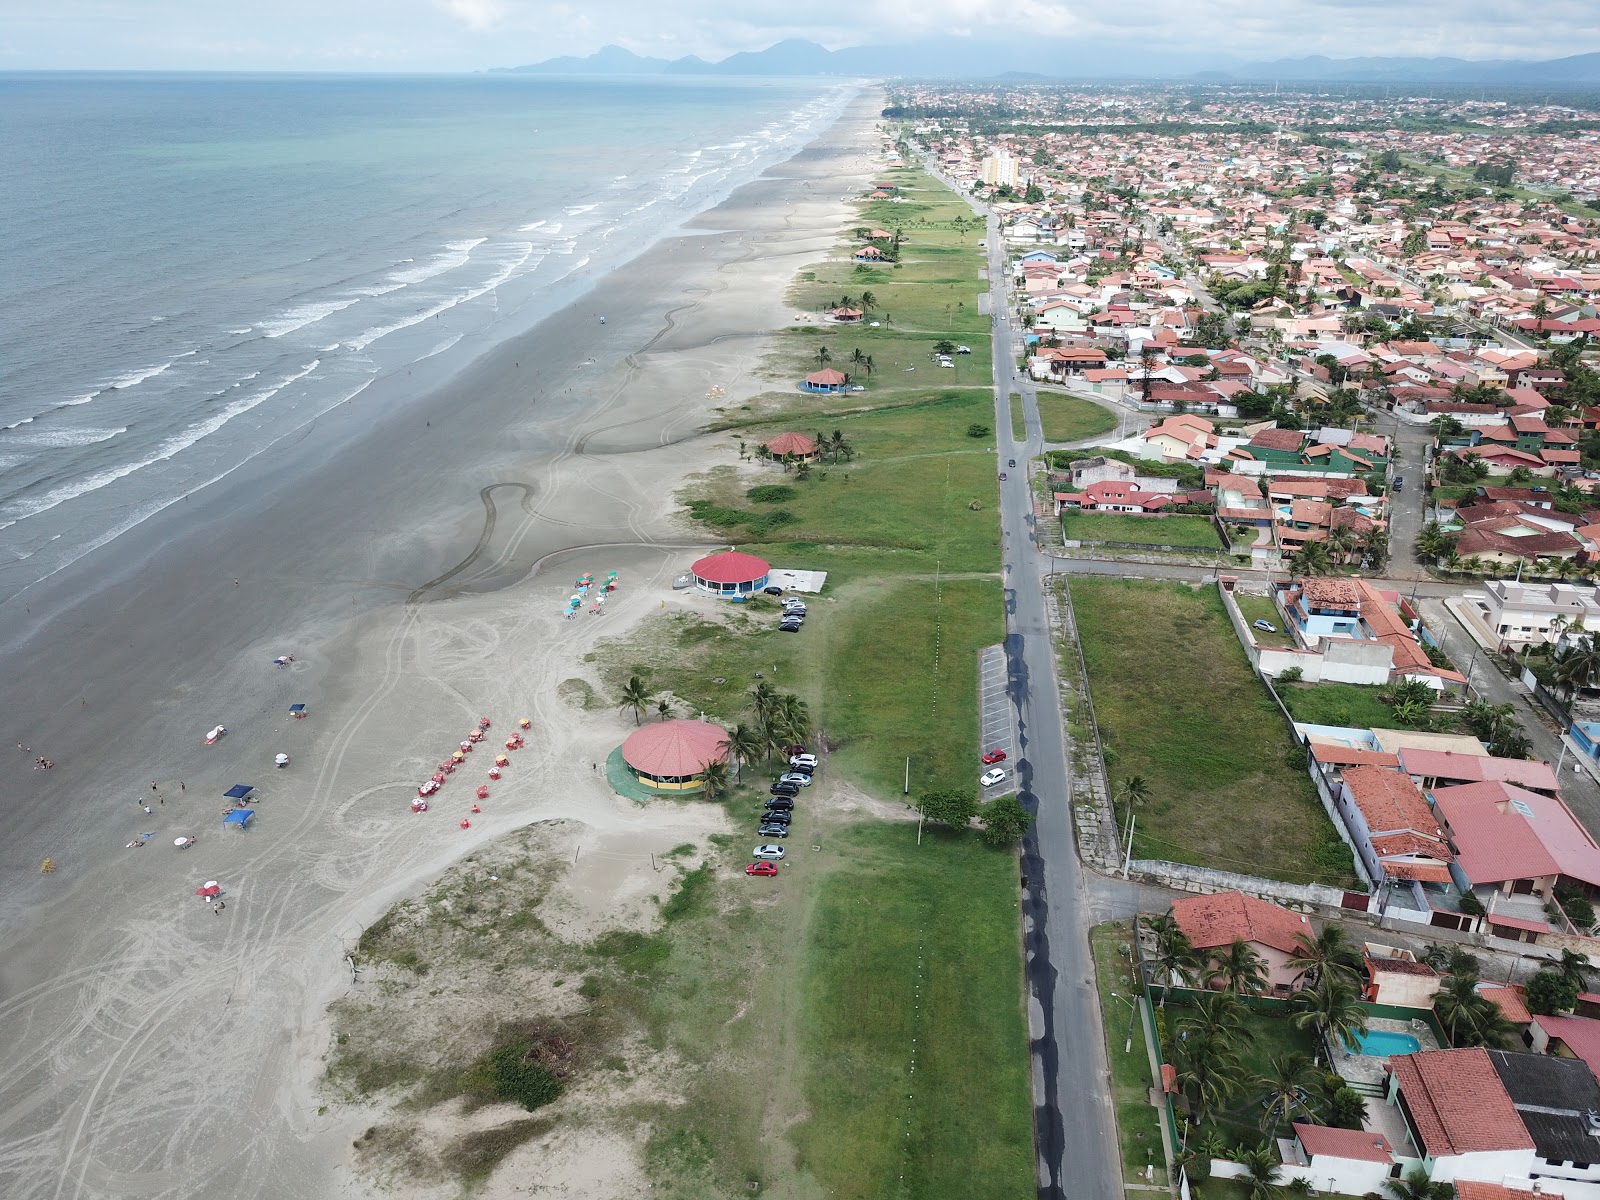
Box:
981 209 1125 1200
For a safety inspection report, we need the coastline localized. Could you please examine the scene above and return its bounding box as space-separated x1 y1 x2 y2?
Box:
0 91 885 1199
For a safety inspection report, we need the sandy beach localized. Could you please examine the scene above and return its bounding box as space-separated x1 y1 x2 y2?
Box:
0 92 884 1200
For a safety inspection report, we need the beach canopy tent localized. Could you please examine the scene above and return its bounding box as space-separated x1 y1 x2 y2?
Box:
223 809 254 830
288 703 306 716
224 784 254 800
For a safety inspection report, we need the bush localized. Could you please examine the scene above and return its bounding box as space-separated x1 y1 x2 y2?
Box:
1277 667 1303 683
967 423 991 438
1457 891 1487 917
1527 969 1580 1016
746 484 796 504
1312 835 1355 877
491 1047 563 1112
917 789 978 829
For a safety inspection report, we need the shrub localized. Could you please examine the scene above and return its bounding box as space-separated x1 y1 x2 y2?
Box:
967 423 991 438
746 484 796 504
491 1047 562 1112
1277 667 1303 683
1457 891 1487 917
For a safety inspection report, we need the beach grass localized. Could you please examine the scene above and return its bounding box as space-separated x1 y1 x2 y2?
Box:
791 823 1035 1199
1061 512 1222 550
1069 578 1353 886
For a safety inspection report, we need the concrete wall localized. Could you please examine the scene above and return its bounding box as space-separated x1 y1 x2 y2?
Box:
1320 637 1396 685
1127 858 1352 911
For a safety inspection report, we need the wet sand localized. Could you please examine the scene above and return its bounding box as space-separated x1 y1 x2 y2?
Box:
0 92 883 1200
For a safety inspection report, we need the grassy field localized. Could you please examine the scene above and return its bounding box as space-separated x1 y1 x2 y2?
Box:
1036 391 1117 444
1231 593 1294 648
1009 391 1025 438
1062 512 1222 550
792 824 1034 1199
1278 682 1404 730
1070 579 1353 886
1091 923 1167 1186
691 389 1002 575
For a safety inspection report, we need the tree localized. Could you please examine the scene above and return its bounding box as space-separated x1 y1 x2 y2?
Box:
1327 525 1358 565
1433 970 1514 1047
1559 948 1595 993
1328 1086 1368 1129
1290 540 1332 577
1233 1141 1283 1200
1175 1031 1245 1126
1527 969 1580 1016
1208 938 1269 995
979 794 1034 846
656 697 674 722
1385 1167 1456 1200
1417 521 1453 562
815 345 831 370
1143 912 1200 1003
748 680 778 728
721 722 763 781
618 674 651 727
918 789 978 829
1257 1051 1317 1133
699 758 730 800
859 290 876 313
1286 925 1362 987
1290 972 1369 1053
933 339 957 357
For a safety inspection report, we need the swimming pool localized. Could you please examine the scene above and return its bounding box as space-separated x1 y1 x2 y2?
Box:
1355 1029 1421 1058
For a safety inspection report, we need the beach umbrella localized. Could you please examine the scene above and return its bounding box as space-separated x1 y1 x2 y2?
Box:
494 753 509 766
518 718 530 729
195 883 221 898
452 750 465 761
174 837 190 847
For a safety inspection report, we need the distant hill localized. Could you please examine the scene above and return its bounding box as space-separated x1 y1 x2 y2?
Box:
496 41 1600 85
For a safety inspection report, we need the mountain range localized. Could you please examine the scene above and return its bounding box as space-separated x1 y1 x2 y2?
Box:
495 39 1600 85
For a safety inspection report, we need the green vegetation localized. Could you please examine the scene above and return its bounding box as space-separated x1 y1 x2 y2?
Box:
1231 594 1293 648
1277 682 1404 730
1091 923 1166 1184
1009 391 1025 437
1036 391 1117 443
1071 579 1352 885
1062 512 1222 550
1045 447 1204 491
794 824 1034 1198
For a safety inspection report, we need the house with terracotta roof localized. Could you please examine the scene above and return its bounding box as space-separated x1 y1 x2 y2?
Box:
1396 747 1560 798
1530 1012 1600 1079
1383 1048 1536 1185
1277 1124 1397 1195
760 432 819 461
1052 480 1176 515
1431 781 1600 935
1166 889 1312 995
1362 942 1440 1008
1334 765 1456 891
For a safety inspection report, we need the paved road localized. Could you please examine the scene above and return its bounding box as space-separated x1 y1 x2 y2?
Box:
981 208 1125 1200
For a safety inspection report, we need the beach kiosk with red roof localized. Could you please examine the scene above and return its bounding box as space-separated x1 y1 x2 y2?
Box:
761 432 818 461
691 550 769 598
620 718 728 792
802 368 848 393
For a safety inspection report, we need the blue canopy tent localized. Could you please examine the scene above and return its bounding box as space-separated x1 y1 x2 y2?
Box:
224 784 254 800
288 703 306 717
223 809 254 830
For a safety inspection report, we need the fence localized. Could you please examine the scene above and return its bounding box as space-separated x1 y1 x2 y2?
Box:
1125 859 1352 913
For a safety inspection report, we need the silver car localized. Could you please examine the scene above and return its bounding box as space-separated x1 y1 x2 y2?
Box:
752 844 786 860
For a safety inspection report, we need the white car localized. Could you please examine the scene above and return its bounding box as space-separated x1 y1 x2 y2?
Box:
980 768 1007 788
789 754 818 769
752 845 786 860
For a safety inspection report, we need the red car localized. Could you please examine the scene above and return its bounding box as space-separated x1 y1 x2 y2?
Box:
745 862 779 877
982 749 1008 765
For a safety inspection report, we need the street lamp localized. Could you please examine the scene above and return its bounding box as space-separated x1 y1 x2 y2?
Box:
1108 990 1140 1055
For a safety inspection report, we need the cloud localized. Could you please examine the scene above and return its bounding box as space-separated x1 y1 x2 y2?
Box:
438 0 505 33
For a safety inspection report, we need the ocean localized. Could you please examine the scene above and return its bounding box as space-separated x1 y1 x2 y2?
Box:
0 72 853 605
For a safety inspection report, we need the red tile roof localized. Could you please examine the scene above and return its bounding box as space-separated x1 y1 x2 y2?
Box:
1309 743 1401 768
1479 986 1532 1024
1169 889 1310 954
1343 766 1453 869
1388 1048 1533 1156
1292 1123 1394 1163
1455 1183 1542 1200
762 432 817 457
1432 781 1600 889
1398 749 1559 793
1533 1013 1600 1075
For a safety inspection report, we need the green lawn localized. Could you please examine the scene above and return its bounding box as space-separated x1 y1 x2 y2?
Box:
793 824 1034 1199
1231 594 1294 648
1036 392 1117 444
1092 923 1165 1186
692 389 1003 575
1278 682 1404 730
1009 391 1025 440
1070 579 1353 886
1062 512 1222 550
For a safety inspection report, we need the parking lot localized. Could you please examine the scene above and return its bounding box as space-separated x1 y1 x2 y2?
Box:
976 644 1017 799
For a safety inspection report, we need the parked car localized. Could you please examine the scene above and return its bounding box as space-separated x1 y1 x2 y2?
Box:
758 824 790 838
1393 476 1404 492
1253 619 1277 633
956 346 972 354
782 744 807 758
752 845 786 860
778 620 802 633
779 772 812 787
771 783 800 798
763 585 785 596
981 748 1008 765
782 601 807 614
745 862 779 877
980 767 1007 788
786 761 814 776
1008 459 1016 468
999 472 1007 480
760 809 793 825
763 797 794 811
789 754 818 769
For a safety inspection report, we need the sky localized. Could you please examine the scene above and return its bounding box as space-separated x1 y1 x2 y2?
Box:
1 0 1597 71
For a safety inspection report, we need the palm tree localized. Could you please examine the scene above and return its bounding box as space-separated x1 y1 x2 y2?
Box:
861 355 875 380
1290 972 1369 1053
1359 527 1388 566
700 758 730 800
1232 1141 1282 1200
656 697 674 722
1286 925 1362 987
1559 948 1594 993
1327 525 1357 566
1115 775 1149 844
1175 1031 1245 1126
1257 1052 1317 1133
1143 913 1199 1003
1183 989 1248 1042
618 674 651 727
859 290 876 312
774 692 812 749
1208 938 1269 995
721 723 762 781
1417 522 1450 562
1433 971 1513 1048
1556 636 1600 697
1290 541 1332 577
815 345 831 370
748 680 778 726
1384 1167 1455 1200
